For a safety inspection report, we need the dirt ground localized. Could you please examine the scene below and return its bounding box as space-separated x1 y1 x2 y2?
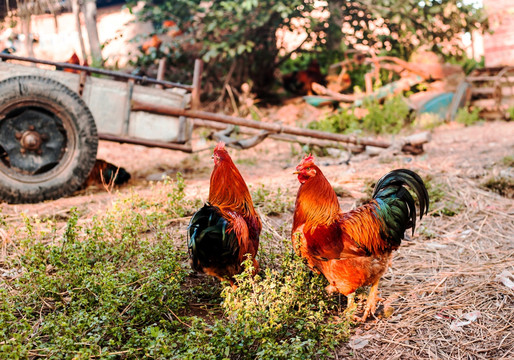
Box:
1 116 513 359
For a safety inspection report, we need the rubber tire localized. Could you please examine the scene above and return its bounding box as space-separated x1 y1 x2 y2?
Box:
0 75 98 203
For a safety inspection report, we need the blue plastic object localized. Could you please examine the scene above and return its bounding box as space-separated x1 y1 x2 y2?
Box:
418 92 454 119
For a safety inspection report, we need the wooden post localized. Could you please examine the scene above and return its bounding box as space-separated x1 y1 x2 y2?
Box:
82 0 102 65
71 0 87 63
191 59 203 110
156 58 166 89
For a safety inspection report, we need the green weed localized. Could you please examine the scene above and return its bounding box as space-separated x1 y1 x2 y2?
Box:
455 107 481 126
308 94 411 135
482 176 514 199
502 155 514 167
0 174 350 358
423 175 463 217
236 157 258 166
252 184 294 216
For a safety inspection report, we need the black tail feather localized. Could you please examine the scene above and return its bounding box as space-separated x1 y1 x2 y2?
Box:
372 169 429 235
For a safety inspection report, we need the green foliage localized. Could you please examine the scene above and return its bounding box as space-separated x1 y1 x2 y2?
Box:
252 184 293 216
481 176 514 199
130 0 323 95
172 256 348 359
1 202 189 358
423 175 462 217
309 94 410 135
0 175 350 358
361 95 410 134
446 54 485 75
128 0 485 98
455 107 481 126
502 155 514 167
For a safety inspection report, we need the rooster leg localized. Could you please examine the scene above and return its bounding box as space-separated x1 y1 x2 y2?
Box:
357 280 383 322
343 293 358 319
346 293 356 310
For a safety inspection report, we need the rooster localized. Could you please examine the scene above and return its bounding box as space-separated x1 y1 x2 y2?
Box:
188 142 261 286
85 159 131 188
283 60 326 95
140 34 162 54
292 155 429 321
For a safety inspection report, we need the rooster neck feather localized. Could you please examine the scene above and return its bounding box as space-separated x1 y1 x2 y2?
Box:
208 157 256 218
293 167 340 231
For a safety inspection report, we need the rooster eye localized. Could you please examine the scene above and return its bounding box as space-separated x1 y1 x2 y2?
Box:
306 167 310 171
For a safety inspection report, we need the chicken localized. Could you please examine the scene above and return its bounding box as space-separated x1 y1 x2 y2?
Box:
292 155 429 321
188 142 261 286
85 159 131 188
57 52 88 74
163 20 184 38
140 34 162 54
283 60 326 95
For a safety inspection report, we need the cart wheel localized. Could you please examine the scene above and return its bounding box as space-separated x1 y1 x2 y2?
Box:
0 75 98 203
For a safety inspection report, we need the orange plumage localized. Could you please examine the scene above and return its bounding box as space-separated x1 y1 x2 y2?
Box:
292 155 429 321
141 34 162 54
188 142 261 286
61 52 88 74
282 60 326 95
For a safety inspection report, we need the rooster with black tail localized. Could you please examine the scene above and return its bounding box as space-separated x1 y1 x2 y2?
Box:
292 155 429 321
188 142 261 287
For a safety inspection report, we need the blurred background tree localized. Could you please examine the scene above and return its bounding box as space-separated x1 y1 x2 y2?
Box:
129 0 485 101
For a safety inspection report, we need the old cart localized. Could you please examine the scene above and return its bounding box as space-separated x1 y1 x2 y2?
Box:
0 54 201 203
0 54 428 204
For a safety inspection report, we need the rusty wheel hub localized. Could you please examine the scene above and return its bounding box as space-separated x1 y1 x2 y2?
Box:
17 127 45 154
0 109 66 174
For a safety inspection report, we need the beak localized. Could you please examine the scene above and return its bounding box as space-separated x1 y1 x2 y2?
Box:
293 171 300 175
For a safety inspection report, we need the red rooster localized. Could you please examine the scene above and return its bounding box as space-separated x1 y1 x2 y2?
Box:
188 142 261 286
61 52 88 73
292 155 429 321
283 60 326 95
141 34 163 54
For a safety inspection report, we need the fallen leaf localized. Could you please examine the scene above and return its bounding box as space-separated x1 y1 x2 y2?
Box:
450 320 471 331
463 310 481 322
497 270 514 290
450 310 481 331
349 334 374 350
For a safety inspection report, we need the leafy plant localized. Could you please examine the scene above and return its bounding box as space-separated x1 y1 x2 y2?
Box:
309 94 410 135
482 176 514 199
128 0 486 99
502 155 514 167
361 95 410 134
423 175 463 217
0 174 350 358
455 107 481 126
252 184 293 216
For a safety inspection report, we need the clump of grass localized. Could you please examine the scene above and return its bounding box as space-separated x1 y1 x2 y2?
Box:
423 175 463 217
455 107 481 126
308 94 411 135
172 256 349 359
236 156 257 166
507 106 514 120
252 184 293 216
481 176 514 198
361 95 410 134
1 208 189 359
1 174 350 358
502 155 514 167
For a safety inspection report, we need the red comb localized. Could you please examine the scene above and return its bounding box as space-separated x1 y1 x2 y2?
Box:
302 154 314 162
214 142 226 152
296 154 315 170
